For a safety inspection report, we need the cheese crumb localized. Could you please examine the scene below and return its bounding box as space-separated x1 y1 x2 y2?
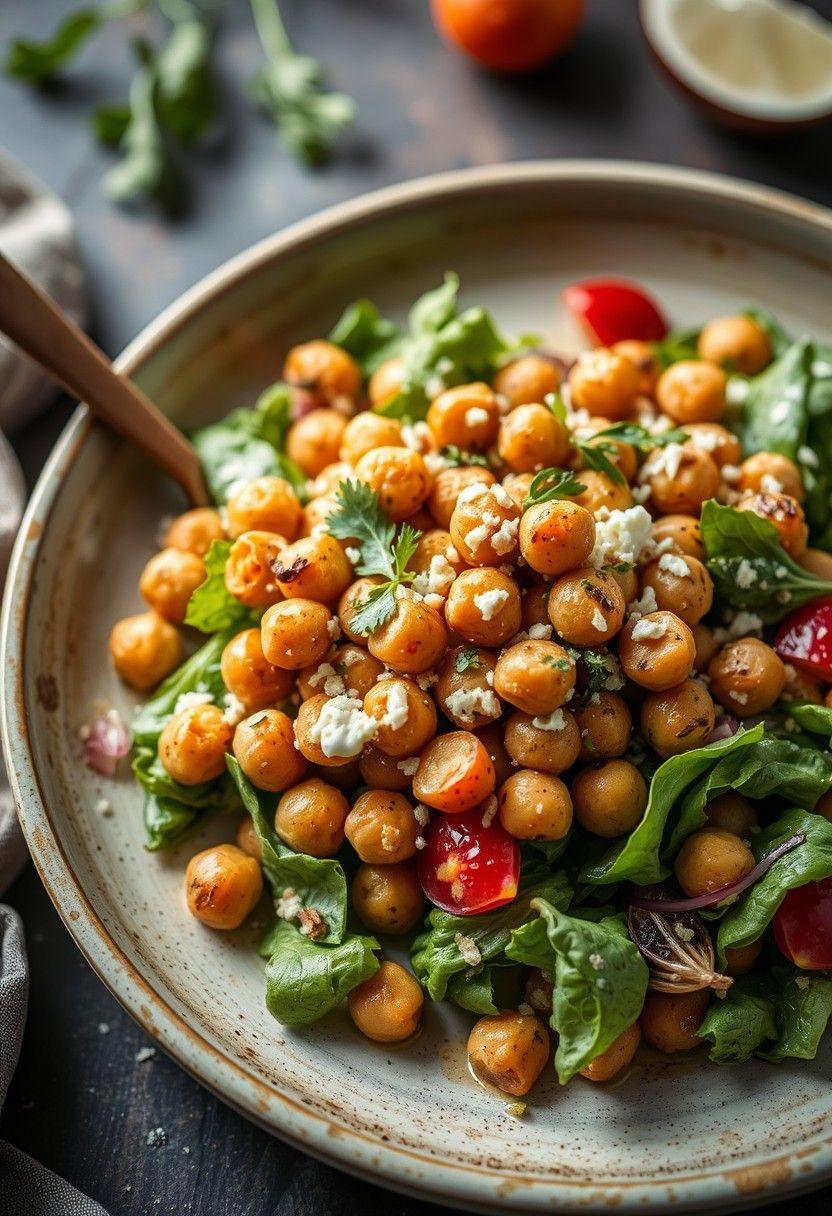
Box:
795 974 811 990
146 1128 167 1148
458 480 492 505
631 615 668 641
531 708 566 732
276 888 304 921
413 803 430 826
760 473 784 494
135 1047 156 1063
173 691 213 715
397 756 420 777
641 442 685 482
590 606 607 633
798 445 819 468
480 795 498 827
491 516 519 556
735 559 759 590
627 585 659 621
465 406 489 428
454 933 482 967
445 686 501 725
381 682 410 730
674 921 695 943
412 553 457 599
326 617 341 640
345 546 361 565
588 953 605 971
307 662 346 698
527 623 552 640
590 505 653 568
474 588 509 621
658 552 690 578
306 694 378 757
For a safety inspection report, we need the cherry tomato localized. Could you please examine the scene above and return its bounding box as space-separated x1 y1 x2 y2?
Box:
418 810 520 915
773 877 832 969
430 0 584 74
775 598 832 684
562 278 668 346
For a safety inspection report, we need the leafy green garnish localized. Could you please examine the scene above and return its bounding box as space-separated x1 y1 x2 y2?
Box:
697 978 775 1063
565 646 619 705
446 966 499 1016
757 966 832 1062
698 964 832 1064
328 300 401 375
544 655 571 673
700 500 832 623
440 446 490 469
454 647 481 673
184 540 254 634
262 919 379 1028
651 327 700 369
592 421 689 450
737 339 813 468
131 630 230 749
506 901 648 1083
573 436 627 487
522 468 586 509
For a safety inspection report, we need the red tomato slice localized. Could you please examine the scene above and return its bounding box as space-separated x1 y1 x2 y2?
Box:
775 598 832 683
773 877 832 970
562 278 668 346
418 810 520 916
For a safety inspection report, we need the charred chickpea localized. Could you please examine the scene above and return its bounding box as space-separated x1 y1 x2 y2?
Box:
498 770 572 841
261 598 333 670
519 499 595 577
363 678 437 757
316 756 363 792
225 531 284 608
493 639 575 717
226 476 302 541
185 844 262 930
474 722 514 787
801 547 832 580
139 547 206 624
338 576 385 643
738 451 804 501
445 568 522 648
283 339 361 405
580 1022 641 1082
286 408 347 477
339 412 404 465
736 491 808 558
354 446 430 521
467 1011 550 1097
684 423 742 470
450 481 520 566
640 679 716 758
612 339 660 396
547 567 625 646
497 402 571 472
359 746 415 791
574 692 632 760
708 637 786 717
503 709 581 775
109 611 182 690
221 628 295 713
236 817 262 861
643 443 720 516
724 939 764 977
640 989 711 1054
348 960 424 1043
164 507 226 556
428 465 496 528
426 382 500 451
692 624 720 673
572 469 634 515
368 598 448 674
698 314 771 375
567 348 639 420
674 827 755 897
272 533 352 604
434 647 501 730
618 611 696 691
413 730 496 813
367 356 406 409
233 708 307 793
275 777 349 856
656 360 726 424
351 862 424 935
492 352 563 408
650 514 705 561
344 790 420 863
571 760 647 838
640 553 713 627
159 704 233 785
704 792 759 837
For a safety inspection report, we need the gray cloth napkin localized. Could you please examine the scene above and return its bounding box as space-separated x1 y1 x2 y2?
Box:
0 156 106 1216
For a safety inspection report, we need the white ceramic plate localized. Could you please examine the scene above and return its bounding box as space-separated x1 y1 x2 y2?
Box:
4 162 832 1215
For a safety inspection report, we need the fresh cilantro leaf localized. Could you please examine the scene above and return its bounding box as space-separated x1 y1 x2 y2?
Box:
348 584 398 636
593 421 689 450
573 437 627 487
544 656 571 673
326 480 397 579
523 467 586 509
455 648 481 673
391 524 420 580
441 445 490 469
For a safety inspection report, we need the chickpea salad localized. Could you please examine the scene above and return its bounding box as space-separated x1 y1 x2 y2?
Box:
106 272 832 1100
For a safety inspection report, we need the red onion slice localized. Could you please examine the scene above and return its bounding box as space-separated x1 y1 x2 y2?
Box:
707 714 739 743
629 833 806 913
82 708 130 776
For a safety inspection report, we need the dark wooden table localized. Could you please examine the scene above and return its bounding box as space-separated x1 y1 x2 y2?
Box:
3 2 832 1213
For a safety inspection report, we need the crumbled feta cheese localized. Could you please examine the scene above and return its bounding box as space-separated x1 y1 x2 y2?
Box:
658 552 690 578
481 795 498 827
425 451 452 475
641 442 685 482
527 623 552 640
381 682 410 730
627 585 658 621
276 888 304 921
631 483 652 504
96 798 112 816
588 953 605 971
415 835 427 850
735 560 758 590
474 588 509 620
173 691 213 714
631 616 667 641
465 406 490 429
517 1002 534 1017
770 401 790 425
416 671 439 690
458 480 492 505
222 692 247 726
531 708 566 731
491 516 519 556
590 606 607 633
402 421 432 452
798 445 819 468
381 823 401 853
590 505 653 568
464 524 489 552
720 464 741 484
454 933 482 967
308 662 347 698
98 1022 110 1035
729 690 749 705
688 428 720 453
726 610 764 639
398 756 420 777
135 1047 156 1063
305 694 377 757
412 553 457 599
345 546 361 565
760 473 784 494
445 686 501 725
326 617 341 640
795 974 811 990
413 803 430 826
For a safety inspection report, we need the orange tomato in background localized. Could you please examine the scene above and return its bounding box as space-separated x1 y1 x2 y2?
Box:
430 0 585 73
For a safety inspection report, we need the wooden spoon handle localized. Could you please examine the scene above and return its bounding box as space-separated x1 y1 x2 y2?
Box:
0 252 209 507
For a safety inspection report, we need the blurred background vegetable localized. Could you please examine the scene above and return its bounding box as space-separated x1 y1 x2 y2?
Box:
430 0 585 73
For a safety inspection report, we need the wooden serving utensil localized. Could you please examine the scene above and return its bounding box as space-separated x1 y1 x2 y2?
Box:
0 251 209 507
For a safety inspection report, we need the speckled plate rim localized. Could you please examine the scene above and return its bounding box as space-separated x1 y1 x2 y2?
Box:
5 161 832 1215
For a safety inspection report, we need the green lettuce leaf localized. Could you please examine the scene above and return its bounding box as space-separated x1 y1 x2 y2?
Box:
737 339 813 463
184 539 254 633
788 701 832 740
131 631 231 748
328 299 402 374
758 966 832 1062
262 919 379 1028
446 966 499 1016
697 978 776 1063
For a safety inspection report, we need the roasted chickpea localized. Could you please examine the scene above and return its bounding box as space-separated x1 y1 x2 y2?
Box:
299 493 338 538
801 547 832 580
492 353 563 408
363 678 437 757
609 564 638 605
109 611 182 690
427 382 500 451
524 969 554 1015
354 446 430 521
272 533 352 604
640 553 713 627
467 1011 550 1097
736 491 808 559
572 470 634 515
159 704 233 785
650 515 704 561
684 423 742 470
474 722 514 787
704 792 759 837
359 746 414 791
698 314 771 375
225 530 284 608
233 708 307 792
572 760 647 838
724 938 764 977
164 507 225 556
435 647 501 730
351 862 424 934
568 349 639 420
612 339 659 396
497 402 571 472
275 777 349 855
185 844 262 930
367 356 406 408
520 583 551 630
642 443 720 516
449 481 520 567
501 472 534 510
293 694 366 768
139 547 206 624
640 679 716 758
428 465 496 529
674 827 755 897
656 360 726 424
339 412 404 465
236 816 262 860
580 1022 641 1082
445 569 522 648
493 640 575 716
221 628 295 713
519 499 595 577
619 611 696 691
283 338 361 404
317 756 362 792
286 408 347 477
338 576 384 643
408 528 463 579
781 662 823 704
498 770 572 840
368 597 448 674
503 709 581 775
261 598 333 670
345 790 420 863
348 960 424 1042
574 692 632 760
640 989 710 1054
708 637 786 717
308 461 355 498
329 644 385 700
547 567 625 646
738 451 804 501
226 476 301 541
413 730 496 812
692 624 719 673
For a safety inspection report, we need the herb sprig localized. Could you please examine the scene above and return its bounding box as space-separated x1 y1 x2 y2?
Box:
523 468 586 509
454 648 481 673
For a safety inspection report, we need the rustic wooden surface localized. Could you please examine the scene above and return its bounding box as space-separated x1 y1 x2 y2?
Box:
3 1 832 1213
